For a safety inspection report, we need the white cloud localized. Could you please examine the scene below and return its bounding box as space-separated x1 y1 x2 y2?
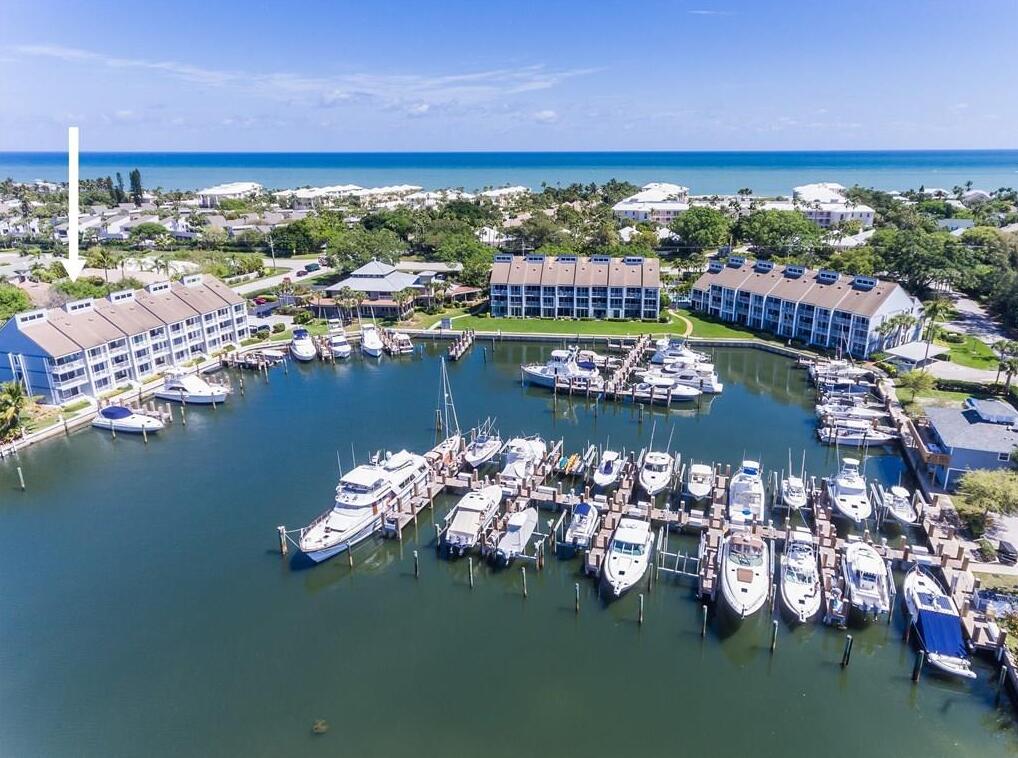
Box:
533 109 559 124
687 9 735 16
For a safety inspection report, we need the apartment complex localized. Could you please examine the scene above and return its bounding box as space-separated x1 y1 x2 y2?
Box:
611 183 690 224
489 254 661 320
0 274 248 404
689 257 921 357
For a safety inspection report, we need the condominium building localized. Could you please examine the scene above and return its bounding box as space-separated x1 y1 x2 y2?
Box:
689 257 921 357
611 183 690 224
489 254 661 320
0 274 249 404
196 182 262 208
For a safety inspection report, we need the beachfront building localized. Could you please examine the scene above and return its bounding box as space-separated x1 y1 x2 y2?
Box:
324 260 427 319
197 182 262 208
688 257 921 357
0 274 248 404
488 254 661 320
479 186 530 206
611 183 690 224
922 399 1018 489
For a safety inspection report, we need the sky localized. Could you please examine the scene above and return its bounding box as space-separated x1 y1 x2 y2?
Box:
1 0 1017 152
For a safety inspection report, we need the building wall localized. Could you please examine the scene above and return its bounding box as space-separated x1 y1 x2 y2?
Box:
489 284 659 320
932 448 1013 490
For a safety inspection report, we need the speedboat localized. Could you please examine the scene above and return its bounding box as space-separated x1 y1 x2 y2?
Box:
728 460 765 524
289 328 316 362
826 457 872 523
592 450 624 489
392 331 414 354
720 532 770 619
564 502 600 549
781 476 808 510
442 485 503 556
92 405 164 434
298 450 429 563
328 332 352 359
780 529 822 623
494 507 538 565
903 567 976 679
639 451 674 496
632 376 700 400
686 463 713 501
499 436 547 487
842 541 892 619
818 422 898 447
464 431 502 469
883 485 919 525
155 368 230 404
361 324 384 358
601 517 654 597
521 347 600 389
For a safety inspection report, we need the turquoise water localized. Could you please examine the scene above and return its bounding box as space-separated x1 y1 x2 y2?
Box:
1 150 1016 194
0 343 1015 757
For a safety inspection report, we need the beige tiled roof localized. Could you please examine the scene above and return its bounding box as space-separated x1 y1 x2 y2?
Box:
93 297 164 335
47 306 127 350
135 287 200 324
19 321 83 358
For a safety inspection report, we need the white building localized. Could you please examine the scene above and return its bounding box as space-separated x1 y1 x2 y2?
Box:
612 182 690 224
273 185 363 209
197 182 262 208
479 186 531 206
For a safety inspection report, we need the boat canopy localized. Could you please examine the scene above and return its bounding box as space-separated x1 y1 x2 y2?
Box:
915 600 967 659
100 406 132 419
574 502 594 517
293 328 310 339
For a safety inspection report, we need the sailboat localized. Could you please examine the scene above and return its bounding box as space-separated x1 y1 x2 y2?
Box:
434 357 462 459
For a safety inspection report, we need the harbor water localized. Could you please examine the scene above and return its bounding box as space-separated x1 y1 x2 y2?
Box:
1 343 1015 757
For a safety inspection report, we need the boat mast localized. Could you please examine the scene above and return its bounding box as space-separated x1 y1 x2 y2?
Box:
439 357 461 438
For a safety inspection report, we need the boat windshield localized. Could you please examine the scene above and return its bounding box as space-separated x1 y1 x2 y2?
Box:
731 544 764 567
645 461 668 473
612 540 645 556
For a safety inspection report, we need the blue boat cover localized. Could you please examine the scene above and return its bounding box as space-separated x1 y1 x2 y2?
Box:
574 502 593 516
100 406 132 420
577 360 596 370
915 604 967 659
293 328 309 339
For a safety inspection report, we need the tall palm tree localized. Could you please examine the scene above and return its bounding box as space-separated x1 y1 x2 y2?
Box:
921 298 954 367
993 340 1018 384
86 246 120 287
0 381 28 437
393 287 416 320
1001 356 1018 395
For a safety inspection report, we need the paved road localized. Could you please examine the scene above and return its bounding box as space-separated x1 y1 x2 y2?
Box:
927 360 1000 383
232 257 335 296
941 290 1011 345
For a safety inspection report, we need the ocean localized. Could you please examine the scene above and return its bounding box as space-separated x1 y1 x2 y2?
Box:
0 150 1016 195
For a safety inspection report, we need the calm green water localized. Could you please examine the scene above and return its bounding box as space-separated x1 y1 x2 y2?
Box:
1 343 1015 757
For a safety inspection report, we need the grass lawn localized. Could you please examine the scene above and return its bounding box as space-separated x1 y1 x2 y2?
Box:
406 307 470 330
451 312 689 337
937 335 999 370
677 310 777 340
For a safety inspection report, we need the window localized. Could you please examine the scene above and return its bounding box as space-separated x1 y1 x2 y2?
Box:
1000 452 1011 462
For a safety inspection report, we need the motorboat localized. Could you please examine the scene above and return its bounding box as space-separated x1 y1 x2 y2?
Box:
442 485 503 556
650 337 709 365
499 436 547 487
815 403 888 422
327 332 352 359
632 376 701 400
155 368 230 404
780 529 822 623
809 360 871 383
361 323 384 357
289 328 316 362
92 405 164 434
903 567 976 680
841 541 892 618
728 460 765 524
601 517 654 597
391 331 414 355
686 463 713 501
464 430 502 469
818 421 898 447
521 347 600 389
592 450 624 488
564 502 600 549
883 485 920 525
651 361 724 393
494 507 538 565
720 532 770 619
639 451 674 496
781 475 808 510
826 457 872 523
298 450 429 563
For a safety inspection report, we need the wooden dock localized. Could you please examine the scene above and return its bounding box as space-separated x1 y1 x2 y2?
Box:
447 329 476 361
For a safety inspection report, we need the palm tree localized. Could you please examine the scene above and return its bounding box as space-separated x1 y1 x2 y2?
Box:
392 287 416 320
86 246 120 287
921 298 954 367
993 340 1018 384
1001 356 1018 395
432 278 452 307
0 381 28 438
876 318 897 349
333 287 361 323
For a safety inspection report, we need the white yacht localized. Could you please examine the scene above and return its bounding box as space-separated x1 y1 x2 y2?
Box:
650 338 709 365
155 368 230 405
494 507 538 565
92 405 165 434
499 436 547 487
903 567 976 679
392 331 414 354
327 332 352 359
564 501 600 549
289 328 316 362
601 517 654 597
815 403 888 422
883 485 920 526
780 529 822 623
521 347 600 389
818 422 898 447
686 463 713 501
781 475 808 510
592 450 624 489
442 485 503 556
639 451 674 496
720 532 770 619
464 430 502 469
298 450 429 563
842 541 892 618
654 361 724 393
728 460 765 524
632 376 700 400
827 458 872 523
360 324 384 358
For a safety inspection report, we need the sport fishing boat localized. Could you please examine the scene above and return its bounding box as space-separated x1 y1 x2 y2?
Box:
903 567 976 679
155 368 231 404
826 457 872 523
289 328 316 362
686 463 714 501
728 460 765 524
601 517 654 597
327 332 352 359
298 450 429 563
818 422 898 447
464 429 502 469
92 405 165 434
781 475 808 510
639 451 674 496
780 529 822 623
593 450 624 488
883 485 920 526
842 541 892 619
499 436 547 487
360 323 384 357
521 347 600 389
441 485 503 557
494 507 538 565
720 532 770 619
564 502 600 549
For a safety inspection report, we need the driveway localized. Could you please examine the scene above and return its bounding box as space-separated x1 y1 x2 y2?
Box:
941 291 1010 346
926 360 1000 383
233 258 335 296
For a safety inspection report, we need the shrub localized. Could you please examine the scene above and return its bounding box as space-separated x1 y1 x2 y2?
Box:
271 323 285 334
874 360 898 378
293 310 313 325
941 331 966 345
979 539 997 562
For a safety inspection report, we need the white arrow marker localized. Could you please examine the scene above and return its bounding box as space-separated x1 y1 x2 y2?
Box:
65 126 85 281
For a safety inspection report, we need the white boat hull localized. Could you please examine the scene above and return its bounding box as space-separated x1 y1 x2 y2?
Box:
154 389 229 404
91 415 164 434
304 514 381 563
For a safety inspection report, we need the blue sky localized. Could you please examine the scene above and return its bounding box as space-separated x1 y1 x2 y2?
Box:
1 0 1016 151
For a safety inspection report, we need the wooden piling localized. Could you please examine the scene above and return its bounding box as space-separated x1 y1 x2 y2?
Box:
413 549 419 578
701 604 708 636
468 557 474 589
841 634 854 668
521 565 528 598
912 651 925 683
142 426 148 445
770 619 778 653
277 525 287 556
639 593 645 625
575 582 580 614
997 665 1008 706
347 545 354 568
17 465 25 491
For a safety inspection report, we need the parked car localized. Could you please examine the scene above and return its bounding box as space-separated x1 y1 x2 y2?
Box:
304 262 321 272
295 269 308 277
254 297 267 305
998 540 1017 565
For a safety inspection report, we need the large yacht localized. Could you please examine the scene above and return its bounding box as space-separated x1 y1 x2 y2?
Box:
842 541 892 619
651 359 724 393
361 323 384 358
728 460 765 524
780 529 822 623
601 517 654 597
650 338 709 365
639 451 674 496
298 450 430 563
521 347 600 389
827 458 872 523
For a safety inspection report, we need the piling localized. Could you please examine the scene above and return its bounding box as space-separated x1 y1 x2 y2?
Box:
575 582 580 614
841 634 854 668
468 557 474 589
912 651 925 683
413 549 419 578
17 465 26 491
770 619 778 653
142 426 148 445
239 375 245 396
110 424 116 440
639 593 644 625
701 604 708 636
180 403 187 426
347 546 354 569
277 525 287 556
521 565 528 598
997 665 1008 706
